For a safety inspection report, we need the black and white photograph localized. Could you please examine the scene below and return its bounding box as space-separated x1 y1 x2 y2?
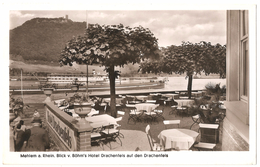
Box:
1 1 258 166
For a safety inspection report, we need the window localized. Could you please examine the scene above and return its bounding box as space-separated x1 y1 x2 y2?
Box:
240 10 249 102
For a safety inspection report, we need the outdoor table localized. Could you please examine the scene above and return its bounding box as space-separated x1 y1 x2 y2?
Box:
135 95 148 102
158 129 199 150
150 93 161 96
69 108 99 118
134 103 159 113
125 95 135 98
191 92 202 97
174 99 195 107
103 98 123 105
86 114 118 125
128 101 142 104
162 93 179 99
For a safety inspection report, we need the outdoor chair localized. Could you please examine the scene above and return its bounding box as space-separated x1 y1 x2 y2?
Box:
190 114 202 130
144 110 158 124
101 122 122 150
90 122 106 150
163 120 180 129
169 105 178 115
116 112 125 138
176 106 188 118
145 125 164 151
156 99 165 106
94 102 107 114
126 96 134 103
127 108 143 124
153 109 165 120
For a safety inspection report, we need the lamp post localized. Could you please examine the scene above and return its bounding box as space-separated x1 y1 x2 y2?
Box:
86 13 89 99
20 68 23 99
86 64 89 100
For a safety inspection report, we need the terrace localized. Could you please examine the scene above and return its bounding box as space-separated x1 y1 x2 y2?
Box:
10 88 226 152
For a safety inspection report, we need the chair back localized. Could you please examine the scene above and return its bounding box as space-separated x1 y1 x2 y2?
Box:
145 125 154 151
163 120 180 129
117 111 125 115
91 122 105 133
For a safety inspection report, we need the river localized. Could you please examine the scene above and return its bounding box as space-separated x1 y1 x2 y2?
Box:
159 77 226 91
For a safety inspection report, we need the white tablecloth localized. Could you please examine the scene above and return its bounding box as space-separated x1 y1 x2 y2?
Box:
134 103 159 112
158 129 199 150
86 114 118 125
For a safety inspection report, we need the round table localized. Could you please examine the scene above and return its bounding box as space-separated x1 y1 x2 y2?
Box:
134 103 159 113
174 99 194 107
158 129 199 150
135 95 148 102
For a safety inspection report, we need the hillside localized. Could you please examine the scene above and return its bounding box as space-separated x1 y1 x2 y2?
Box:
10 17 86 63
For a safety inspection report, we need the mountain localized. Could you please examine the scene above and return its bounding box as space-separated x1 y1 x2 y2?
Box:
10 17 87 64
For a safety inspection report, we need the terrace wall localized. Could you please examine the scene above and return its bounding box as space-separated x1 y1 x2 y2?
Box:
45 102 92 151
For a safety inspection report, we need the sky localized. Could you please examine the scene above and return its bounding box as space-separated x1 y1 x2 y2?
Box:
9 10 226 47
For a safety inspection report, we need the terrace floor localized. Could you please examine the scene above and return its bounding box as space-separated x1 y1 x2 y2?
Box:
11 103 223 152
91 105 223 151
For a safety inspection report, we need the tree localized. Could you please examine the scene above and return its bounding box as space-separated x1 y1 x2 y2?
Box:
140 41 226 99
59 24 160 117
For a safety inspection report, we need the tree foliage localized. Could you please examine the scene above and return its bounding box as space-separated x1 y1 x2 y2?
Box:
60 23 160 117
140 41 226 98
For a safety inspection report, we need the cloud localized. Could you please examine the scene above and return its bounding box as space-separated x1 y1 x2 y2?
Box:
10 11 35 18
9 10 226 46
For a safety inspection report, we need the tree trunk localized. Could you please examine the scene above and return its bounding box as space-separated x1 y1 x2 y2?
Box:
108 65 117 118
187 75 193 99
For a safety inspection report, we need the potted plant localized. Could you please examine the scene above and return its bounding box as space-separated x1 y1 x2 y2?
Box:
72 93 93 115
205 82 221 95
39 82 57 95
39 82 57 102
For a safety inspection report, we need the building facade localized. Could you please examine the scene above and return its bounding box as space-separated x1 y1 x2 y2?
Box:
224 10 249 151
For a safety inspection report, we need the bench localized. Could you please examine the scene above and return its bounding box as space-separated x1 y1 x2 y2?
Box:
194 142 216 151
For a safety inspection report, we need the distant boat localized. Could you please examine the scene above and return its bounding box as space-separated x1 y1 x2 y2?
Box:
46 73 108 84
